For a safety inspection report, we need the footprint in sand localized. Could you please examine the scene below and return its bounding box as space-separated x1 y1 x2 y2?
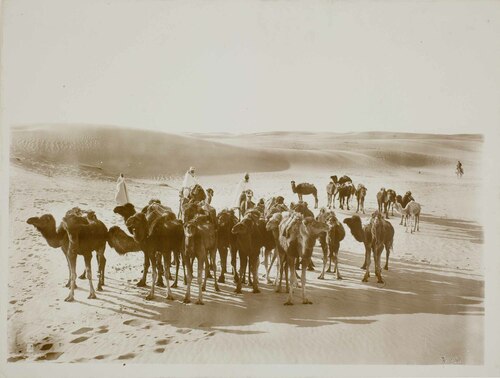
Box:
40 343 53 351
97 328 108 334
93 355 108 360
70 336 90 344
123 319 143 327
176 329 191 334
117 353 136 360
155 339 171 346
7 356 26 362
36 352 63 361
154 348 165 353
71 327 93 335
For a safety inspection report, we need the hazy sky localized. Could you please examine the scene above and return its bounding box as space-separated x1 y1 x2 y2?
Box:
2 0 500 134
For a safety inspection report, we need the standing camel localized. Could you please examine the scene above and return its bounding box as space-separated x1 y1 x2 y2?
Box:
183 213 219 304
291 181 318 209
113 202 168 287
216 209 239 283
343 212 394 280
338 182 356 210
326 177 338 209
317 209 346 280
395 201 421 233
355 184 367 214
279 213 329 305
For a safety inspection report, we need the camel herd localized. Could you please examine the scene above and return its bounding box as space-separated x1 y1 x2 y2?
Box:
26 175 422 305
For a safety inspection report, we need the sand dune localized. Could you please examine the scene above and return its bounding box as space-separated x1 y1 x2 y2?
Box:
11 124 482 179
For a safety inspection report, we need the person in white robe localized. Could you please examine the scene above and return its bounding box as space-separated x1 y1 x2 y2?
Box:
234 173 253 208
181 166 199 198
115 173 130 205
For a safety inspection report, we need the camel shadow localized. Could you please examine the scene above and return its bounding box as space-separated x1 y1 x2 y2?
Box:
76 247 484 334
419 214 483 244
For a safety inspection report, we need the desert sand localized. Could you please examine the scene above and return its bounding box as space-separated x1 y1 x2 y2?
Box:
7 125 484 364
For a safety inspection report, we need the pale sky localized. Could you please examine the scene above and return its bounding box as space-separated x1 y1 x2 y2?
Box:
2 0 500 134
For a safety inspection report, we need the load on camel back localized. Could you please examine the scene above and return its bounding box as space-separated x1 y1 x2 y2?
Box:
178 184 208 220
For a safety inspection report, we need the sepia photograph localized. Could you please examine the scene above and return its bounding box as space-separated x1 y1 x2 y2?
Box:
1 1 500 377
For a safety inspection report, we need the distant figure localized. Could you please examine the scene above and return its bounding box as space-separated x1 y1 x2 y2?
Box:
115 173 130 205
456 160 464 178
181 166 199 198
234 173 253 209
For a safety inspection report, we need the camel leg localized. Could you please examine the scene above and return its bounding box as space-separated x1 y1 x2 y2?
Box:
218 246 228 283
314 194 318 209
416 215 420 232
211 250 220 292
362 249 371 282
79 270 86 280
334 248 342 280
275 253 283 292
163 254 174 300
64 253 77 302
375 246 384 284
84 254 97 299
137 252 149 287
146 253 156 300
240 255 249 291
156 254 166 288
301 257 312 304
251 255 260 293
204 255 212 280
230 247 238 283
64 253 75 288
171 251 180 288
284 257 295 305
97 251 105 291
384 245 390 270
196 257 205 305
183 258 193 304
318 237 328 279
265 247 275 284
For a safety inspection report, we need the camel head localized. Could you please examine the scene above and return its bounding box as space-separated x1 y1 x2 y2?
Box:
370 212 385 243
231 217 253 235
330 175 338 184
266 212 283 231
301 217 329 237
217 209 236 229
126 212 148 242
27 214 57 232
290 181 296 192
107 226 141 255
113 203 136 221
343 215 365 242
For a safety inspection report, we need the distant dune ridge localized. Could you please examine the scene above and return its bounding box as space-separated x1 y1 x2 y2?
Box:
10 124 482 178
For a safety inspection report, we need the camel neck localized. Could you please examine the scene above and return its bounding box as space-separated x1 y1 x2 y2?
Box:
40 226 63 248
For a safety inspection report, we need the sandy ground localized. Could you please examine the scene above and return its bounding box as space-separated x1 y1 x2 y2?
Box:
7 144 484 365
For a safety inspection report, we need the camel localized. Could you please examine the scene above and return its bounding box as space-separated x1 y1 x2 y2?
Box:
395 201 421 233
279 213 328 305
291 181 318 209
376 188 387 217
386 189 397 217
376 188 397 218
27 208 108 302
119 203 184 300
337 182 355 210
326 177 338 209
216 209 239 283
365 211 395 283
179 184 207 220
231 213 263 294
27 213 97 290
265 212 290 293
113 202 167 287
396 192 415 226
355 184 367 214
316 209 346 280
183 213 219 304
343 212 394 280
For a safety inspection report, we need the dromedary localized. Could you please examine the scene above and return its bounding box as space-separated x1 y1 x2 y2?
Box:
316 208 346 280
396 191 415 226
27 211 106 291
115 203 184 300
337 182 356 210
113 202 168 287
355 184 367 214
216 209 239 283
279 213 329 305
266 212 290 293
183 213 219 304
231 212 263 294
27 208 108 302
343 212 394 281
291 181 318 209
395 201 421 233
326 177 338 209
